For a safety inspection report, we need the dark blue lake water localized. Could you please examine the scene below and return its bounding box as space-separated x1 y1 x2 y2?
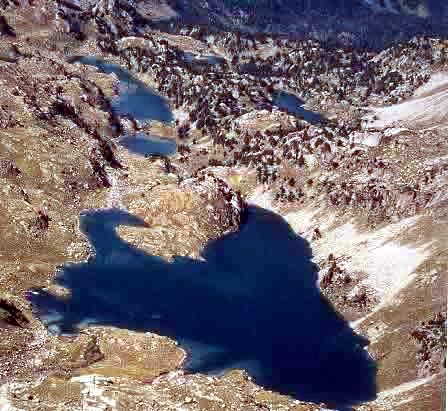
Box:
272 90 324 124
31 59 375 408
183 52 225 66
119 133 176 156
27 206 376 407
70 56 173 123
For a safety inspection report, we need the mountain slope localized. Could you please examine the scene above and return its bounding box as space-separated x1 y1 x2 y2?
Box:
0 2 445 411
164 0 447 48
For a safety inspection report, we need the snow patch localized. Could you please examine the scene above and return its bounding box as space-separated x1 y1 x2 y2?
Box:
365 72 448 131
247 185 275 211
350 130 382 147
284 208 432 324
414 72 448 97
377 374 437 399
0 384 14 411
172 108 189 123
106 172 125 209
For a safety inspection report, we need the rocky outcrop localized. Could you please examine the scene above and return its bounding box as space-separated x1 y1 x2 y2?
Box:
0 298 29 328
0 15 15 37
0 159 21 178
411 312 447 377
120 171 247 259
181 171 247 232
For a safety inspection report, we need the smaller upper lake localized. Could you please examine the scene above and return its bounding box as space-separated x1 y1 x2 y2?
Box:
69 56 173 124
272 90 324 124
182 51 225 67
119 133 176 156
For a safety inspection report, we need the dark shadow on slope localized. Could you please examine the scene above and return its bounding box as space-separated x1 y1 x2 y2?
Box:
68 56 173 124
161 1 448 51
27 206 376 407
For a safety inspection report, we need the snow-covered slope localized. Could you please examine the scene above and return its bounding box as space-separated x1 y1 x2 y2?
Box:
366 72 448 131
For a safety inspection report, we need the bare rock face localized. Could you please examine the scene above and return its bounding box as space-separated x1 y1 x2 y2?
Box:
120 171 247 259
80 327 185 380
318 254 378 322
180 171 247 233
411 312 447 378
0 15 15 37
0 159 21 178
0 298 29 328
